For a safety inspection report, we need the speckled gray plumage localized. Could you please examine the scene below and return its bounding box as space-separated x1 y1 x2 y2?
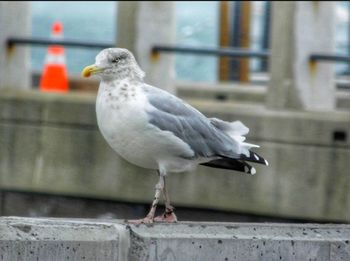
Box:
143 85 240 159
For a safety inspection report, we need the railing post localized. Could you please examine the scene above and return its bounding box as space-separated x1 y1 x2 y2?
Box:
0 2 31 89
136 2 176 94
267 2 336 111
117 2 176 94
348 2 350 75
229 1 241 81
116 2 138 55
260 1 271 72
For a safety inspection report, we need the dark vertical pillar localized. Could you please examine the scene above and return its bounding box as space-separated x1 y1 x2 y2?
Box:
229 1 241 81
261 1 271 72
238 1 251 83
347 2 350 74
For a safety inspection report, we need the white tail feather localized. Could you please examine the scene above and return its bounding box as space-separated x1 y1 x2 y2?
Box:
210 118 258 156
228 121 249 136
240 142 260 157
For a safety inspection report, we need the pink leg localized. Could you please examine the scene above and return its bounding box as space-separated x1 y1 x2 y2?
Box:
154 176 177 223
128 172 164 224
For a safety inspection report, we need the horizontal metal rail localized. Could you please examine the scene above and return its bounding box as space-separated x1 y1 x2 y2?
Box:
7 37 113 49
153 45 350 64
6 39 350 64
310 54 350 63
152 45 270 59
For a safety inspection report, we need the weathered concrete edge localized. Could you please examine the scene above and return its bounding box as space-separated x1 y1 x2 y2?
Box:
177 82 350 110
0 216 130 261
1 88 350 148
1 217 350 260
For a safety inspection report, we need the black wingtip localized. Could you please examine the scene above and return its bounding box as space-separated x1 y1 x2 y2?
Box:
201 159 257 175
240 151 268 166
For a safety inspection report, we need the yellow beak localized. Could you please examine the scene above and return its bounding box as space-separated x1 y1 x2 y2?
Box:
81 64 102 78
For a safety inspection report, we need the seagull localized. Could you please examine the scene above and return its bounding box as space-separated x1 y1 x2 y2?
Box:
82 48 268 224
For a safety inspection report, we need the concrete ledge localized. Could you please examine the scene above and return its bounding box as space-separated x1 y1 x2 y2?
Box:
0 217 129 261
1 217 350 261
337 91 350 111
177 82 350 110
177 82 266 104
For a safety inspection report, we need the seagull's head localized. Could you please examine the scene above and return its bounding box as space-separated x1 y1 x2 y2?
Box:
82 48 145 81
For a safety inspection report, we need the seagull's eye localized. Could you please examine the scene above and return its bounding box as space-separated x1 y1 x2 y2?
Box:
111 58 120 64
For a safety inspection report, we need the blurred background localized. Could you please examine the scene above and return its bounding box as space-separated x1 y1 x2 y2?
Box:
0 1 349 223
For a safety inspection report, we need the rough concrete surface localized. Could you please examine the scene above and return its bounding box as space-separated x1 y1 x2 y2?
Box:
130 222 350 261
268 2 335 111
177 82 350 110
1 217 350 261
0 2 31 90
0 217 129 261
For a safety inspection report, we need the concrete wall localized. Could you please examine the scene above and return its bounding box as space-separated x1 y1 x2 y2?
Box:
0 2 31 90
0 217 129 261
1 217 350 261
177 82 350 110
117 2 176 94
267 2 336 111
1 89 350 222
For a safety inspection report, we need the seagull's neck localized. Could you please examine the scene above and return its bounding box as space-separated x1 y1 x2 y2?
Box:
101 72 143 88
114 63 145 82
98 77 140 105
116 70 143 81
99 76 141 96
99 66 145 96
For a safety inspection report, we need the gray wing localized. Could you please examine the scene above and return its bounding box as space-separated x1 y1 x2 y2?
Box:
143 85 239 158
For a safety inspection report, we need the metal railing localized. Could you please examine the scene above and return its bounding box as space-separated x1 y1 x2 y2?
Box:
310 54 350 64
7 38 350 65
152 45 350 64
152 45 270 59
7 37 113 50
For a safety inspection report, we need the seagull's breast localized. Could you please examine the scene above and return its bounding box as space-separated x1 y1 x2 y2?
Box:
96 81 194 171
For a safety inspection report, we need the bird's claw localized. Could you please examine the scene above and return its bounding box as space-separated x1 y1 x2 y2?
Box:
127 210 177 224
127 216 154 224
153 211 178 223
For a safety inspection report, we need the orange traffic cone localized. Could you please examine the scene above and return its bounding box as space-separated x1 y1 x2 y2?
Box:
39 21 69 92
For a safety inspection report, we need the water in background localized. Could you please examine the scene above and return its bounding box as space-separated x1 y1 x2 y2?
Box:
175 1 219 82
31 1 116 76
31 2 349 83
31 1 220 82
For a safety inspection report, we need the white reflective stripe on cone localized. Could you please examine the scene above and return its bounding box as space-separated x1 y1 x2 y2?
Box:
45 55 66 65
